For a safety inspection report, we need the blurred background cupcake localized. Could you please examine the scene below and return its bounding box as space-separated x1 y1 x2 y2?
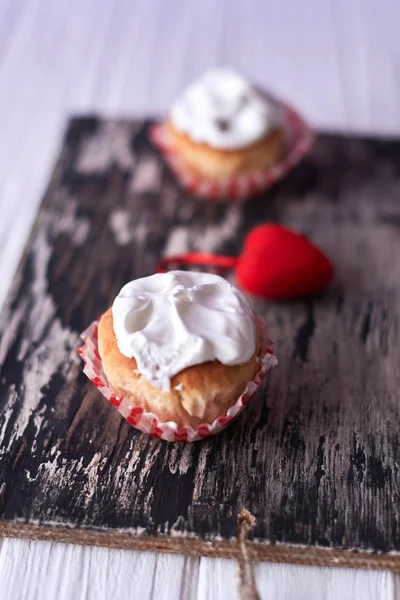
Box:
167 67 284 180
151 67 313 200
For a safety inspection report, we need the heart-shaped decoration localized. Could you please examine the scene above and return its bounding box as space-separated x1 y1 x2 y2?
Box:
126 407 144 426
92 375 105 388
216 416 232 426
109 394 122 407
149 419 164 438
174 429 189 442
197 424 211 438
235 224 333 300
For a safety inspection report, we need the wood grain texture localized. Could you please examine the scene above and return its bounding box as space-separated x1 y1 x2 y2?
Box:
2 537 398 600
2 2 400 597
0 118 400 567
0 537 200 600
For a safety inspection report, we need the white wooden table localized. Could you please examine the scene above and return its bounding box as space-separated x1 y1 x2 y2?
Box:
1 1 400 597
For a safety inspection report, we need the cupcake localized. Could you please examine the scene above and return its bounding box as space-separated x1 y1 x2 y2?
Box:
97 270 261 429
166 68 284 180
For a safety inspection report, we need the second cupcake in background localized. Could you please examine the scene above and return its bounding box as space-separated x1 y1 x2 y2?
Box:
151 67 313 200
167 67 284 180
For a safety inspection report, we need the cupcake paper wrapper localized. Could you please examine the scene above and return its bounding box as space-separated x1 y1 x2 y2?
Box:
77 318 277 442
149 102 314 201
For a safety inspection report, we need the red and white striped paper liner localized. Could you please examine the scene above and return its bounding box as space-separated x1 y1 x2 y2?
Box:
77 318 277 442
150 101 314 201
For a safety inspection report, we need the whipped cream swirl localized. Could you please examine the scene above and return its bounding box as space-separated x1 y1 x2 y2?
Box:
170 67 278 150
112 271 256 391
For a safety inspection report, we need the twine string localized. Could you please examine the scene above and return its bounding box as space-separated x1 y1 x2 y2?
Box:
237 509 260 600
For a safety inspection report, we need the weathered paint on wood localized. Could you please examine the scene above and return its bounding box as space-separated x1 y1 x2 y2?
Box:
0 118 399 561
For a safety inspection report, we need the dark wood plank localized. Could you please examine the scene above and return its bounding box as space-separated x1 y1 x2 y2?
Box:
0 118 399 564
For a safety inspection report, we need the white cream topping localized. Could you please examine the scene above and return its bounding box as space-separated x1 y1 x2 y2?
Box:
170 67 278 150
112 270 256 391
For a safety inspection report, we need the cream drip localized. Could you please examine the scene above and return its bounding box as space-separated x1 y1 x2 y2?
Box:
170 67 278 150
112 271 256 391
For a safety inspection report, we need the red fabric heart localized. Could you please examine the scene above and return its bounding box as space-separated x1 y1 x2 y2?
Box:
236 224 333 300
157 224 333 301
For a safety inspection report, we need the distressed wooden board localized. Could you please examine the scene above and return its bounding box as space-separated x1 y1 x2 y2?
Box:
0 118 399 568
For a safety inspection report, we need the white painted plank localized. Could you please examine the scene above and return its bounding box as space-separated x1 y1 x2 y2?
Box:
197 557 238 600
197 556 400 600
255 562 400 600
331 0 400 135
0 538 200 600
1 537 399 600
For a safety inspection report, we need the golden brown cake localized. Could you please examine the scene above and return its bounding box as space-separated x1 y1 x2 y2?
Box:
167 120 284 179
